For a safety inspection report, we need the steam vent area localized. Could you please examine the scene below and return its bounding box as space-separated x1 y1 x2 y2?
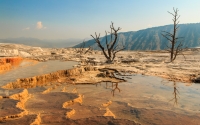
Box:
1 44 200 125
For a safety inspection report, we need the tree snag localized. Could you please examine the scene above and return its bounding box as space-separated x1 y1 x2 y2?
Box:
161 8 184 62
91 22 125 63
169 81 179 106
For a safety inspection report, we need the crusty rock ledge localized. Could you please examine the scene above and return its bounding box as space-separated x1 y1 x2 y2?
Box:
2 66 125 89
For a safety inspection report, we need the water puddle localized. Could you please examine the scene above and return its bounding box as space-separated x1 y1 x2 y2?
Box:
1 62 200 124
67 74 200 124
0 60 78 86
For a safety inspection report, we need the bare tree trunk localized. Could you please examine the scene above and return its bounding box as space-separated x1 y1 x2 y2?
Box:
91 22 125 63
162 8 184 62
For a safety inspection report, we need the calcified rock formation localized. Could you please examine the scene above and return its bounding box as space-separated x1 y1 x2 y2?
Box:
65 109 76 118
0 114 38 125
101 101 115 118
0 89 30 122
0 57 23 73
102 101 112 107
2 66 98 89
42 86 57 94
0 48 19 57
103 108 116 118
2 66 125 90
62 94 83 108
0 43 50 57
30 113 41 125
63 94 83 118
1 43 200 83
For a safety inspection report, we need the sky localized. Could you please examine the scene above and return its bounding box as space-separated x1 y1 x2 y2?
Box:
0 0 200 40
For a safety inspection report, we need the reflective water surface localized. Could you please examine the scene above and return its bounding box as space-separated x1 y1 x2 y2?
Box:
67 74 200 124
1 60 200 124
0 60 78 86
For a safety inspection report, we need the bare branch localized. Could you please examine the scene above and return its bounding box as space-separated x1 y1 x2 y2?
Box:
105 31 109 50
168 11 175 17
161 33 173 42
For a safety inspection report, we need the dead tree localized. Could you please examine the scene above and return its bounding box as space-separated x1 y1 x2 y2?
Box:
161 8 184 62
162 73 180 106
91 22 125 63
169 81 180 106
111 83 121 97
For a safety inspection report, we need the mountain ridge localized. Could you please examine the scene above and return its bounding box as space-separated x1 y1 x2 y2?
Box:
1 23 200 49
74 23 200 50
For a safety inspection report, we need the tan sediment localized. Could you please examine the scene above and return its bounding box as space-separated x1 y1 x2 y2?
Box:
73 94 83 104
66 109 76 118
0 89 30 122
10 89 30 114
103 107 115 118
30 113 41 125
62 94 83 108
9 89 29 101
0 111 28 122
104 109 115 118
102 101 112 107
42 87 53 94
61 87 67 92
62 94 83 119
72 88 77 93
42 85 57 94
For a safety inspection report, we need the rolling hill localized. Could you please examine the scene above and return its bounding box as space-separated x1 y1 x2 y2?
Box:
73 23 200 50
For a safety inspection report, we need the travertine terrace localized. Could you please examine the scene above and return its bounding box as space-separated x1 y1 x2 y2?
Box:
1 43 200 124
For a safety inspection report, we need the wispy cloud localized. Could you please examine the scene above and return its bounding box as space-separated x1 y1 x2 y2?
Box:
22 27 30 30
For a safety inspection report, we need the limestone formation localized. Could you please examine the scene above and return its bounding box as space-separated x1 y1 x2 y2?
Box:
2 66 97 89
62 94 83 108
0 57 23 73
102 101 112 107
0 49 19 57
103 108 115 118
30 113 41 125
65 109 76 118
0 89 30 122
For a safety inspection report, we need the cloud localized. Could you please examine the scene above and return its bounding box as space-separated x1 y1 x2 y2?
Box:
36 21 47 30
22 27 30 30
36 21 43 29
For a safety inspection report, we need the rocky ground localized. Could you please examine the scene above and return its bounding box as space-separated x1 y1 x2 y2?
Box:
1 43 200 124
1 43 200 84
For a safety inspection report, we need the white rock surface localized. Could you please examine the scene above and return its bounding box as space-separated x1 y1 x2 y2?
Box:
19 51 31 57
0 49 19 56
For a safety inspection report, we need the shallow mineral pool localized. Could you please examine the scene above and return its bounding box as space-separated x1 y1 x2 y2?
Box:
0 60 78 86
65 74 200 124
1 60 200 125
